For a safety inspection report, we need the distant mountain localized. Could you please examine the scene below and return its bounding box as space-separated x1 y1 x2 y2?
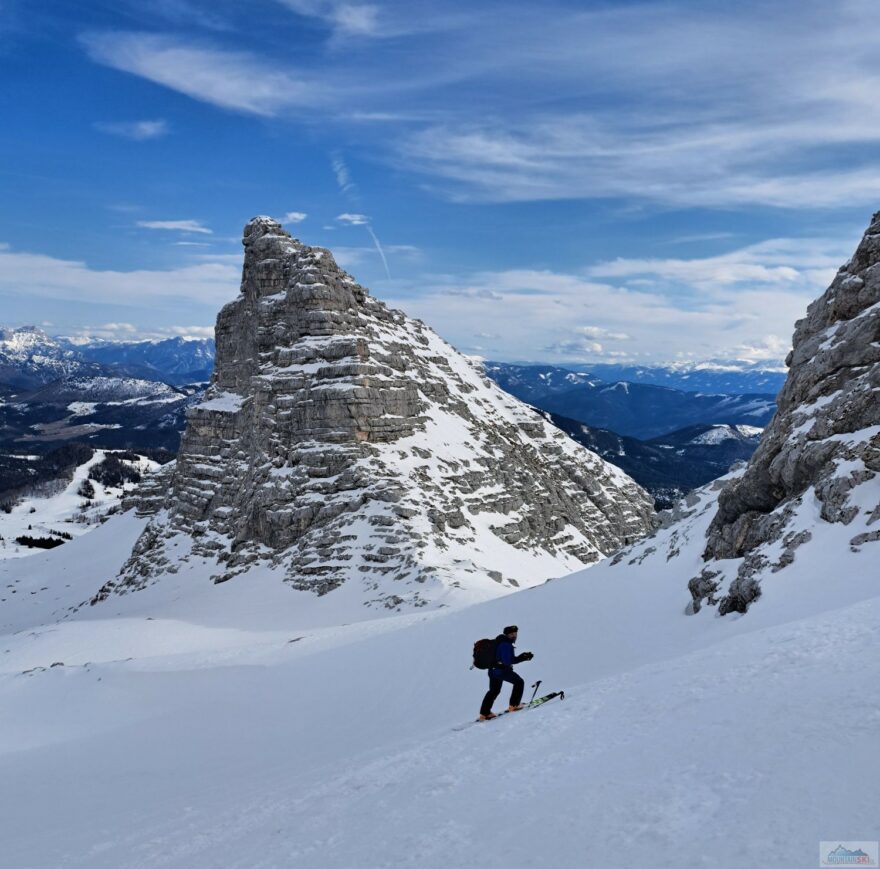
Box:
0 330 211 456
0 379 204 454
486 362 776 439
483 364 603 403
544 413 762 508
61 336 215 385
1 328 214 392
0 326 103 389
568 362 787 395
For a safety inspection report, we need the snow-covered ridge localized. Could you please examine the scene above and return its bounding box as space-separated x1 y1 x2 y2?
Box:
687 423 763 445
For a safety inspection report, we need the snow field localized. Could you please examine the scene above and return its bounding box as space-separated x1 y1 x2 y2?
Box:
1 471 878 867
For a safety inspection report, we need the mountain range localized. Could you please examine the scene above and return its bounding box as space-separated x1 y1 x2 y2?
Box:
0 327 214 390
485 362 776 439
0 334 773 507
545 414 762 508
59 335 215 385
562 361 787 395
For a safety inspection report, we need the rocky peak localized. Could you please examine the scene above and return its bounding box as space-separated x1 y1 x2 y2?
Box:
99 218 656 610
0 325 54 351
691 211 880 613
0 325 93 389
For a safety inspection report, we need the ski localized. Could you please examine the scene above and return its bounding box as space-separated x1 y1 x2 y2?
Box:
453 691 565 731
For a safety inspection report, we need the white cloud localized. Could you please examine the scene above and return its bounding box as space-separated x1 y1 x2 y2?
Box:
81 32 325 117
383 235 852 365
94 119 169 140
586 238 844 296
0 244 239 307
332 3 379 35
386 2 880 207
282 211 308 224
336 213 369 225
137 219 213 234
276 0 382 37
332 154 355 194
67 323 215 342
163 325 215 339
400 118 880 208
77 4 880 210
575 326 630 341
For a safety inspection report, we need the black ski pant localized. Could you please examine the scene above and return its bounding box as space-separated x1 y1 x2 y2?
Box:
481 670 524 715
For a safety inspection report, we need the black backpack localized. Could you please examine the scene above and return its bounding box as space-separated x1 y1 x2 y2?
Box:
472 638 497 669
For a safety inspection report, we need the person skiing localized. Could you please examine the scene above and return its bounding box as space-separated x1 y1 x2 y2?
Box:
479 625 534 721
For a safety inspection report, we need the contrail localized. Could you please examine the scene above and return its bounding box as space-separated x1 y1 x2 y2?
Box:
365 224 391 280
331 151 391 280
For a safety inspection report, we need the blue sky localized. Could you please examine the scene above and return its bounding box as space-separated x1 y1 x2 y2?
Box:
1 0 878 365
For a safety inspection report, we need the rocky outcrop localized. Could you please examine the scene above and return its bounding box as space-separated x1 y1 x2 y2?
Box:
99 217 655 609
690 211 880 613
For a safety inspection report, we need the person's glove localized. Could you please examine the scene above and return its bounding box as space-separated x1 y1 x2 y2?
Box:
522 651 534 661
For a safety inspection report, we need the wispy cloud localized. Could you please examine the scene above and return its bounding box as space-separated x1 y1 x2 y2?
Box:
400 115 880 207
76 3 880 211
94 119 169 140
80 32 326 116
586 238 844 296
662 233 737 246
385 1 880 208
137 219 212 234
332 154 355 194
275 0 383 38
331 3 380 36
282 211 308 224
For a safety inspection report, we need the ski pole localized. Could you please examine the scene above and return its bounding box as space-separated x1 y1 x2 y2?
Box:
529 680 542 704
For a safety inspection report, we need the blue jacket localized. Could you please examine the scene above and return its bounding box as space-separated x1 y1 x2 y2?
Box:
489 634 518 678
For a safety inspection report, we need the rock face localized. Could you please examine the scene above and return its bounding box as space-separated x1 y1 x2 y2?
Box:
691 211 880 613
98 217 655 609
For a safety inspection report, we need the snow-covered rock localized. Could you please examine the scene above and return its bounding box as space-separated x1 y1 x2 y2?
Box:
688 211 880 614
100 217 655 608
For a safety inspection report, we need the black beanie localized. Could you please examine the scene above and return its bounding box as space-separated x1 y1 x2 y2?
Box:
503 625 518 634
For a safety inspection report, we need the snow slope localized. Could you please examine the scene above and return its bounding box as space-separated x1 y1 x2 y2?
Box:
0 450 159 559
1 471 877 868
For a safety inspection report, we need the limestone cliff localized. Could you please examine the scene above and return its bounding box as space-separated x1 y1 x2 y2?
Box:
690 211 880 613
99 217 655 609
